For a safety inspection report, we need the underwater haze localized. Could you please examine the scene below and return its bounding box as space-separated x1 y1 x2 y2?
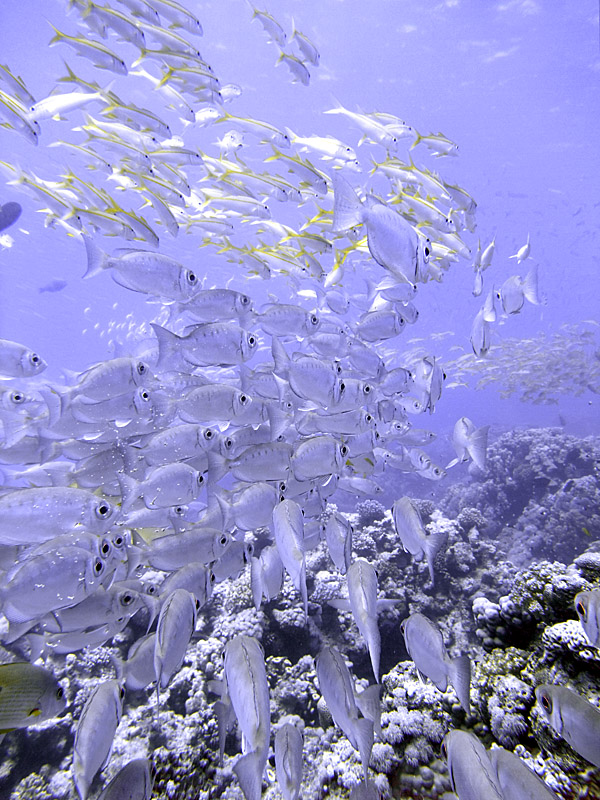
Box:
0 0 599 799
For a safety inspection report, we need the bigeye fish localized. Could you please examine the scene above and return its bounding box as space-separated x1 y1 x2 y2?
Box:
291 435 346 482
322 511 353 575
391 496 447 585
0 662 65 733
330 558 394 682
178 288 253 323
401 612 471 712
442 729 503 800
97 757 154 800
158 562 215 608
257 303 321 339
535 684 600 768
73 680 125 800
0 545 108 624
151 322 258 370
130 422 218 467
216 481 281 531
446 416 489 472
489 746 560 800
140 527 230 571
67 357 154 401
315 645 380 781
0 337 46 378
273 498 308 622
221 635 271 800
0 486 117 545
251 544 285 611
154 588 199 719
119 461 205 512
574 589 600 648
82 235 200 301
275 723 303 800
176 384 252 425
209 441 293 483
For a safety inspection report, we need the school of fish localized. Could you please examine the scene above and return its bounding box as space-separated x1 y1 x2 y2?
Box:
0 2 594 800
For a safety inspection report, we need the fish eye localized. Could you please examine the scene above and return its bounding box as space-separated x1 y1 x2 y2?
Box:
136 362 147 375
335 363 343 374
112 533 124 548
240 394 248 405
279 493 285 502
10 391 25 404
174 506 185 516
122 593 134 606
434 467 442 476
95 502 111 519
310 314 319 325
93 558 104 576
279 482 286 492
186 270 198 285
245 543 254 558
219 535 228 546
204 429 213 439
339 381 346 393
100 541 111 557
540 693 552 713
120 686 126 700
210 571 216 583
225 438 233 449
240 294 250 306
29 353 41 365
197 474 205 486
364 384 372 394
146 585 158 596
248 335 256 346
340 445 348 457
366 414 373 423
576 600 587 620
56 687 64 700
140 390 150 401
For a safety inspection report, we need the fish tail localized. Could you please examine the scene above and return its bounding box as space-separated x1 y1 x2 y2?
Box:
522 263 540 305
424 529 447 586
250 556 264 610
266 402 289 440
331 172 363 232
233 750 265 800
207 450 228 484
82 234 108 278
448 655 471 712
354 717 374 782
467 425 489 471
117 471 139 515
271 336 290 377
150 323 183 371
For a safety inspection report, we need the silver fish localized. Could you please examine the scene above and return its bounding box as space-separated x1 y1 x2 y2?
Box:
273 498 308 621
574 589 600 648
446 416 489 472
73 680 125 800
489 746 560 800
391 496 447 585
401 612 471 712
0 337 46 378
442 729 503 800
0 662 66 731
251 544 285 610
222 635 270 800
535 684 600 768
97 757 154 800
275 723 303 800
154 588 198 717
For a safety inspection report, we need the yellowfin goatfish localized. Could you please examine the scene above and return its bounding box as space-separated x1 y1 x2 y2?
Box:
0 662 65 733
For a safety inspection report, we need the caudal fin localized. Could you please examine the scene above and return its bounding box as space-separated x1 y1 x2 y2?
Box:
467 425 489 472
82 234 109 278
425 529 447 586
331 172 363 232
448 654 471 712
522 263 540 305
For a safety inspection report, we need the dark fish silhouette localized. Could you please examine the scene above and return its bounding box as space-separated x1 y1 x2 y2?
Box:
0 202 22 232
